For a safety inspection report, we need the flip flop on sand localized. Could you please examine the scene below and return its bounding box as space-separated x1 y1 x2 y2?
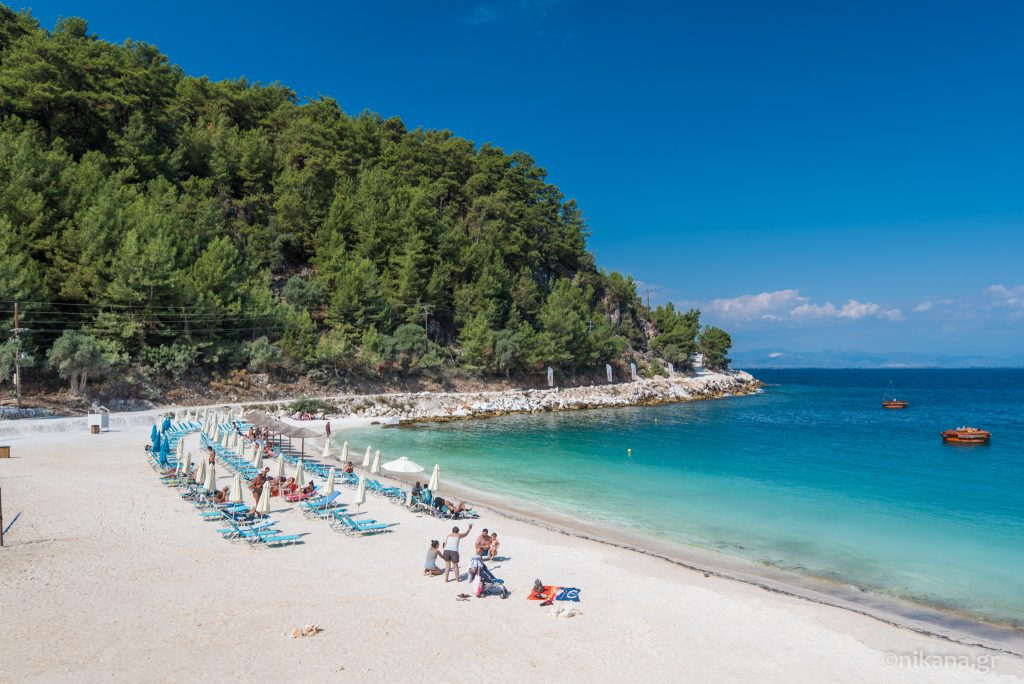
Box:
456 594 471 601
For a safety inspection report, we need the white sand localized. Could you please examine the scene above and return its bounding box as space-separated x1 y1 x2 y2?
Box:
1 421 1021 683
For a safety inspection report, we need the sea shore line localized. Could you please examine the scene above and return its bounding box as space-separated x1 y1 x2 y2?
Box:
381 469 1024 658
1 411 1023 681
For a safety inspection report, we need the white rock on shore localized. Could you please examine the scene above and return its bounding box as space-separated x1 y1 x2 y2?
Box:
327 369 760 424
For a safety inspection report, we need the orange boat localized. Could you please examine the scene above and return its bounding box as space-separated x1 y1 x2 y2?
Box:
881 381 908 409
941 427 991 445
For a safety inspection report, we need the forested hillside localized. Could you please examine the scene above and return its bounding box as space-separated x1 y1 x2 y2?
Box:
0 8 731 398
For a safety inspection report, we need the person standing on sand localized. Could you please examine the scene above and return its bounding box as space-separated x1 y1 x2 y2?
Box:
443 523 473 582
325 421 331 438
489 532 500 560
207 447 216 465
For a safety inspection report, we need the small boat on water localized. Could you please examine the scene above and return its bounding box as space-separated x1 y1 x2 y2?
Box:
881 380 908 409
941 427 991 445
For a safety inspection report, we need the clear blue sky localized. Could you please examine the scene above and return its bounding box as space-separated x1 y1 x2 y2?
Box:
19 1 1024 357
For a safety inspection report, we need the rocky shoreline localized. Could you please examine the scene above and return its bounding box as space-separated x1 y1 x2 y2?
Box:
318 369 761 424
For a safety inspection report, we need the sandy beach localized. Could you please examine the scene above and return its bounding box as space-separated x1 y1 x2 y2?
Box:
1 416 1022 683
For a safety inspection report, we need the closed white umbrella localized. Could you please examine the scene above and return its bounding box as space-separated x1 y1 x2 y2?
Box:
221 431 229 448
428 464 440 491
273 455 286 480
341 441 349 462
253 449 264 471
194 459 206 485
321 436 331 461
180 450 192 478
323 467 336 495
370 449 381 475
204 461 217 492
229 473 244 504
355 473 366 511
177 438 184 459
361 445 372 468
382 456 424 474
255 482 271 516
295 459 306 488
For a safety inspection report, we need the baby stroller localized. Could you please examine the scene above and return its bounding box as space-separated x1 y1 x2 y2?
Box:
471 558 510 599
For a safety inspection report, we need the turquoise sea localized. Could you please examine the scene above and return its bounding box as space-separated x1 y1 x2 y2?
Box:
342 369 1024 627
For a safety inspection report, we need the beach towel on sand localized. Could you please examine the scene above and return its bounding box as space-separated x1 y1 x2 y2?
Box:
528 586 581 602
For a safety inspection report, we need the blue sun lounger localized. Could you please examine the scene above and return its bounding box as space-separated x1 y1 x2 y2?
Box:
329 510 390 535
250 532 303 548
299 491 342 519
217 519 279 541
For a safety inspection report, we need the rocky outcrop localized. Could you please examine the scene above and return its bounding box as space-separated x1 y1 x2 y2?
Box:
323 370 760 423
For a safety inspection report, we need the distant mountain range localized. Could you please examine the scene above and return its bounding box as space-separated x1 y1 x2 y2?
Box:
732 349 1024 369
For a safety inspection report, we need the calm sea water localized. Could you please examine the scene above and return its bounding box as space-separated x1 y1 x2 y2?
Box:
341 369 1024 626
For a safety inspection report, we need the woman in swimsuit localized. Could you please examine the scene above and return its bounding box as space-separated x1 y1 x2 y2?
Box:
424 540 444 576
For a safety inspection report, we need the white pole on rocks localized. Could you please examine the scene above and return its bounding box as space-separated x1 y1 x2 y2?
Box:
668 362 675 377
547 367 554 387
606 363 613 383
630 363 638 381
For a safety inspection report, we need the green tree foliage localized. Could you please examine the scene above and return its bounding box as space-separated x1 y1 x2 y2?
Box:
46 330 108 394
246 336 282 375
650 303 701 368
0 8 732 385
698 326 732 371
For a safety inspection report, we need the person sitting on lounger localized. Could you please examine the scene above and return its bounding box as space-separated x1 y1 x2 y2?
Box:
281 477 297 495
213 486 230 504
300 482 315 496
488 532 501 560
412 482 422 501
450 500 471 518
424 540 444 576
432 496 448 515
343 461 354 474
475 529 491 556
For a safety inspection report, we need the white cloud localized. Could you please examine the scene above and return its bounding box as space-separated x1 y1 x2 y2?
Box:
707 290 902 323
708 289 806 321
913 301 933 313
767 352 784 358
791 302 838 318
986 284 1024 308
790 299 901 321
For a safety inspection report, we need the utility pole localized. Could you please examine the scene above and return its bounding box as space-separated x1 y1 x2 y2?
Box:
420 304 434 341
1 486 5 547
13 302 21 409
646 289 651 310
